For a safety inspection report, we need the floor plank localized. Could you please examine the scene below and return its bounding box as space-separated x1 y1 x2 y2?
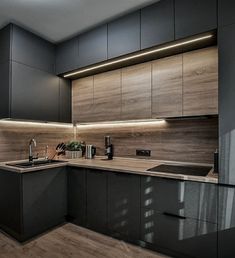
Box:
0 223 170 258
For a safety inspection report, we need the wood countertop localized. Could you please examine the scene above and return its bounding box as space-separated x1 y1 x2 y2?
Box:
0 156 218 184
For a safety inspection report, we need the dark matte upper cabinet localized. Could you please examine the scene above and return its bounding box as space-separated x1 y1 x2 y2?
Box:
59 78 71 123
12 25 55 74
56 37 78 75
108 11 140 59
108 172 140 241
86 169 108 234
0 24 11 63
175 0 217 39
218 23 235 185
11 62 60 122
68 167 87 227
141 0 174 49
78 25 107 68
218 0 235 27
218 185 235 258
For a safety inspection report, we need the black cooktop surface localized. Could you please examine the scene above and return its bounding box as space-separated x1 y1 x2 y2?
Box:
147 164 212 176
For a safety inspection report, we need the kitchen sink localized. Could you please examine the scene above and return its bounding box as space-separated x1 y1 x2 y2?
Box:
6 159 67 168
147 164 212 176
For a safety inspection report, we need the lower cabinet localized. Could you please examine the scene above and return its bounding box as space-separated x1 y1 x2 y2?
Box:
140 176 218 258
108 172 141 242
0 167 67 242
218 185 235 258
86 169 108 234
68 167 87 227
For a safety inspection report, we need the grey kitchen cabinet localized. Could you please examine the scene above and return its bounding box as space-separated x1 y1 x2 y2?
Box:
86 169 108 234
78 25 107 68
141 0 174 49
108 11 140 59
141 176 217 224
218 23 235 185
11 62 60 122
68 167 87 227
0 23 71 123
141 176 218 258
218 185 235 258
12 24 55 74
0 24 11 63
175 0 217 40
218 0 235 27
56 37 78 75
141 212 217 258
0 167 67 242
108 172 141 241
59 78 71 123
22 167 67 241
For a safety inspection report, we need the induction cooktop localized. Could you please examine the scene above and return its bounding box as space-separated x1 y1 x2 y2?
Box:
147 164 212 176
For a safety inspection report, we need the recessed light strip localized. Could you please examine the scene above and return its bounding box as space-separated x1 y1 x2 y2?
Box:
64 34 213 78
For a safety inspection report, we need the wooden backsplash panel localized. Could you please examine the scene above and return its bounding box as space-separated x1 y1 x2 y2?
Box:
0 123 75 162
76 117 218 164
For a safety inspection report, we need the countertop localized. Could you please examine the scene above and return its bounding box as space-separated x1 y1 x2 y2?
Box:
0 156 218 184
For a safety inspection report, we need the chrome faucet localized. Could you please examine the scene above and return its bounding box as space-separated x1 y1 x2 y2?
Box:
29 139 38 162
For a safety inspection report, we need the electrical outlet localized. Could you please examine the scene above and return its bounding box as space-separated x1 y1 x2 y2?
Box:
136 149 151 157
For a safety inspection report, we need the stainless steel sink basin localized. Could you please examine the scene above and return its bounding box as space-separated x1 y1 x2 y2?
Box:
6 159 67 168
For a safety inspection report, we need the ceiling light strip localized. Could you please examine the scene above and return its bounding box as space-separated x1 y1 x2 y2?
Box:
64 34 213 78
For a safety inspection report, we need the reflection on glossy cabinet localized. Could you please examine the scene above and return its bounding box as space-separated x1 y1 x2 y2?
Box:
152 54 183 118
72 76 94 123
183 46 218 116
218 185 235 258
93 70 121 122
121 63 151 120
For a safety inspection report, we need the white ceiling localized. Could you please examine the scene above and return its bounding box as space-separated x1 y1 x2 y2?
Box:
0 0 159 43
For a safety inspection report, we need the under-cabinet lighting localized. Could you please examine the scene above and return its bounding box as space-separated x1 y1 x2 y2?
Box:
76 119 166 129
64 34 213 78
0 119 73 128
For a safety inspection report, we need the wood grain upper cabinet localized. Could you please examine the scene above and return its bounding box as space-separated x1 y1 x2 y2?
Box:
72 76 94 123
141 0 174 49
121 63 151 120
218 0 235 27
175 0 217 40
56 37 78 75
108 12 140 59
93 70 121 122
78 25 107 68
183 46 218 116
152 54 183 118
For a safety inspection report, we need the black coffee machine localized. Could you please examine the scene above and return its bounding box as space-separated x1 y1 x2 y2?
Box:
105 136 113 160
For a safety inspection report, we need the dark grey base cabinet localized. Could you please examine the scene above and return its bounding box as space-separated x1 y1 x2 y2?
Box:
0 167 67 242
141 176 218 258
108 172 141 242
218 185 235 258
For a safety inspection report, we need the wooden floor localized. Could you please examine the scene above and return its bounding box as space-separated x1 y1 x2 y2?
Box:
0 223 170 258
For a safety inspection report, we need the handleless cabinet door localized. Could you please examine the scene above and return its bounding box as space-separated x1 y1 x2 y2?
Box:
87 169 108 234
93 70 121 122
72 76 94 123
56 37 78 75
59 78 71 123
218 185 235 258
183 46 218 116
11 62 59 122
121 62 151 120
68 168 87 227
141 0 174 49
218 0 235 27
78 25 107 68
152 54 183 118
175 0 217 39
12 25 55 73
108 12 140 59
108 172 141 241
